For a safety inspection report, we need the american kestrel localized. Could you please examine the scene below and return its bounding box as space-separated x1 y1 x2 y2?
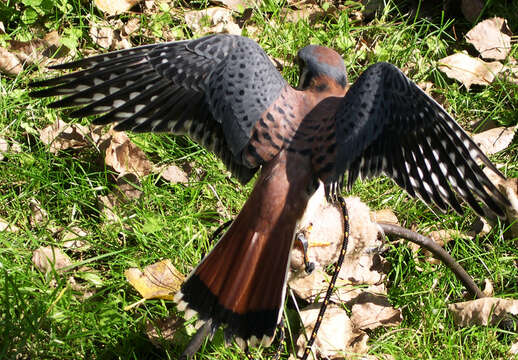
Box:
30 34 509 349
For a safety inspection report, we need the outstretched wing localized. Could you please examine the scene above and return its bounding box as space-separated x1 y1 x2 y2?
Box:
328 62 508 217
29 34 288 184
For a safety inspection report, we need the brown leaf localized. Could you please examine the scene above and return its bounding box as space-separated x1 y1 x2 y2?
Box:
155 164 188 184
283 4 324 24
291 191 390 301
7 31 68 70
125 259 185 300
122 18 141 37
103 130 153 177
370 208 399 225
482 170 518 238
32 246 73 273
39 119 93 154
466 17 512 60
97 193 120 223
0 137 8 161
0 47 23 75
289 268 328 302
472 126 516 156
438 52 504 89
62 226 88 242
0 218 19 232
146 316 185 347
350 292 402 330
184 7 241 36
94 0 142 15
482 278 494 297
29 198 48 227
62 227 90 252
211 0 257 12
428 229 470 247
448 297 518 327
68 275 97 300
114 173 143 202
90 23 132 51
296 304 369 358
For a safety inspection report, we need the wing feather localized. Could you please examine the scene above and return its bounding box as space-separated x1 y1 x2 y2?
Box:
29 34 288 184
331 62 508 218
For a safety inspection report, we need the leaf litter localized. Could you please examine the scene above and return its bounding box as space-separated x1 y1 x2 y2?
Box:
0 31 70 75
125 259 184 303
466 17 512 61
289 186 401 357
438 52 505 89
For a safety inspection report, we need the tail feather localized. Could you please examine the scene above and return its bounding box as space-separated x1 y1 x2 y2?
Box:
175 151 313 346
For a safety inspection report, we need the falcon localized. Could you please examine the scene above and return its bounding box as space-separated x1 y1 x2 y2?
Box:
29 34 509 349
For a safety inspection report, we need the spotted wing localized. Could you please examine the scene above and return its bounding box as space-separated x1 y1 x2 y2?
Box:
29 34 287 184
329 62 508 217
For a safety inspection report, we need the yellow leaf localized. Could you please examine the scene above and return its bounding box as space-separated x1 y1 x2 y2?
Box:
125 259 184 301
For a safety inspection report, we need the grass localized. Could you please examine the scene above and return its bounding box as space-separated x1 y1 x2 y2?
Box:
1 0 518 359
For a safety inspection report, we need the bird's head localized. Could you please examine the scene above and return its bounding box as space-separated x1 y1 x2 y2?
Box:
296 45 347 91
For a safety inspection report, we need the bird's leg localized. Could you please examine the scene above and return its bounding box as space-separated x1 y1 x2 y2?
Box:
300 196 349 360
295 231 315 274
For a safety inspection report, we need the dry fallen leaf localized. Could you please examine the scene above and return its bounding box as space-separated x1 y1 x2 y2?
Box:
0 137 7 160
97 193 120 223
438 52 504 89
448 297 518 327
146 316 185 347
289 268 328 302
123 18 141 37
125 259 185 300
103 130 153 177
0 137 22 160
184 7 241 36
212 0 257 12
0 218 19 232
39 119 94 154
0 47 23 75
466 17 512 60
32 246 73 273
482 169 518 238
114 173 143 202
472 126 516 156
510 341 518 355
29 198 48 227
155 164 189 184
482 278 494 297
283 4 324 24
62 227 90 252
350 292 402 330
290 190 398 354
1 31 66 75
370 208 399 225
90 22 132 50
296 304 369 359
94 0 141 15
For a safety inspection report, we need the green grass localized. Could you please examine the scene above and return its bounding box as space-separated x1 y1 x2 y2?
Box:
1 0 518 359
